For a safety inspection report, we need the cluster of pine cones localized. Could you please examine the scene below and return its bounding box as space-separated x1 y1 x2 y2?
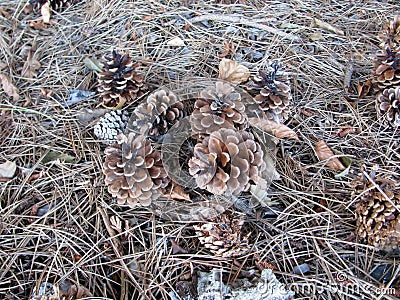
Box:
95 51 292 256
352 16 400 251
372 16 400 126
353 167 400 251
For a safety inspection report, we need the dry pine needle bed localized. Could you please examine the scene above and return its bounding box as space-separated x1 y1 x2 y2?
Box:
0 0 400 299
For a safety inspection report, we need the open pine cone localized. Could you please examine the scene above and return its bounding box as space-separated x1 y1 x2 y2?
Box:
193 211 249 257
248 61 292 121
376 86 400 126
354 176 400 251
29 0 72 10
188 128 266 196
190 81 247 136
94 110 129 145
98 50 147 109
379 16 400 49
372 47 400 91
103 133 169 207
132 89 185 140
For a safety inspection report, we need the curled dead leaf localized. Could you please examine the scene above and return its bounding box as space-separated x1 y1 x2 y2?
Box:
335 127 356 138
22 47 41 78
0 73 19 101
315 140 346 171
357 80 372 98
163 183 190 201
248 117 299 140
218 58 250 85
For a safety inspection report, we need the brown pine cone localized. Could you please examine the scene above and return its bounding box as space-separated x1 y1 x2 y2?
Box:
354 175 400 251
193 211 250 258
188 128 266 196
372 47 400 91
98 50 147 109
103 133 169 207
29 0 72 10
376 86 400 126
132 89 185 140
190 81 247 136
248 61 292 121
379 16 400 49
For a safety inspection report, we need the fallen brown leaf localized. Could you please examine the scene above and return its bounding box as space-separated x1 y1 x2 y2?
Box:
357 79 372 98
22 47 41 78
219 41 234 58
29 19 48 30
248 117 299 140
218 58 250 85
0 73 19 101
163 183 190 200
315 140 346 171
335 127 356 138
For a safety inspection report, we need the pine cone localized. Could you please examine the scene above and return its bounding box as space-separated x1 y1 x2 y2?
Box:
379 16 400 49
29 0 72 10
132 89 185 140
372 47 400 90
188 128 266 196
376 87 400 126
94 110 129 145
248 61 292 121
193 211 249 257
354 176 400 251
98 50 147 109
103 133 169 207
190 81 247 136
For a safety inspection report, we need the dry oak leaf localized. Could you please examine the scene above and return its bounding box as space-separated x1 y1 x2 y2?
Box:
248 117 299 140
218 58 250 85
22 48 41 78
315 140 345 171
0 73 19 101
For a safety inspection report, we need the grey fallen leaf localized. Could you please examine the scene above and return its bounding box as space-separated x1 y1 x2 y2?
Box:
42 151 76 164
37 203 55 217
167 36 185 46
83 57 102 72
64 89 95 107
76 108 109 126
0 160 17 178
293 263 310 275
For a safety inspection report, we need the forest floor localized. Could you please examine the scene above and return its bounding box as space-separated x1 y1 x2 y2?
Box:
0 0 399 299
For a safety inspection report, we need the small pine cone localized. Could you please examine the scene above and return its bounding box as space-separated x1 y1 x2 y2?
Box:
94 110 129 145
98 50 147 109
372 47 400 90
133 89 185 140
248 61 292 121
376 87 400 126
29 0 72 10
188 128 266 196
103 133 169 207
193 211 250 258
379 16 400 49
355 176 400 251
190 81 247 136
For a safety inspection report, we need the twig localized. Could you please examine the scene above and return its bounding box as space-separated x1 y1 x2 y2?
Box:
184 14 301 42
